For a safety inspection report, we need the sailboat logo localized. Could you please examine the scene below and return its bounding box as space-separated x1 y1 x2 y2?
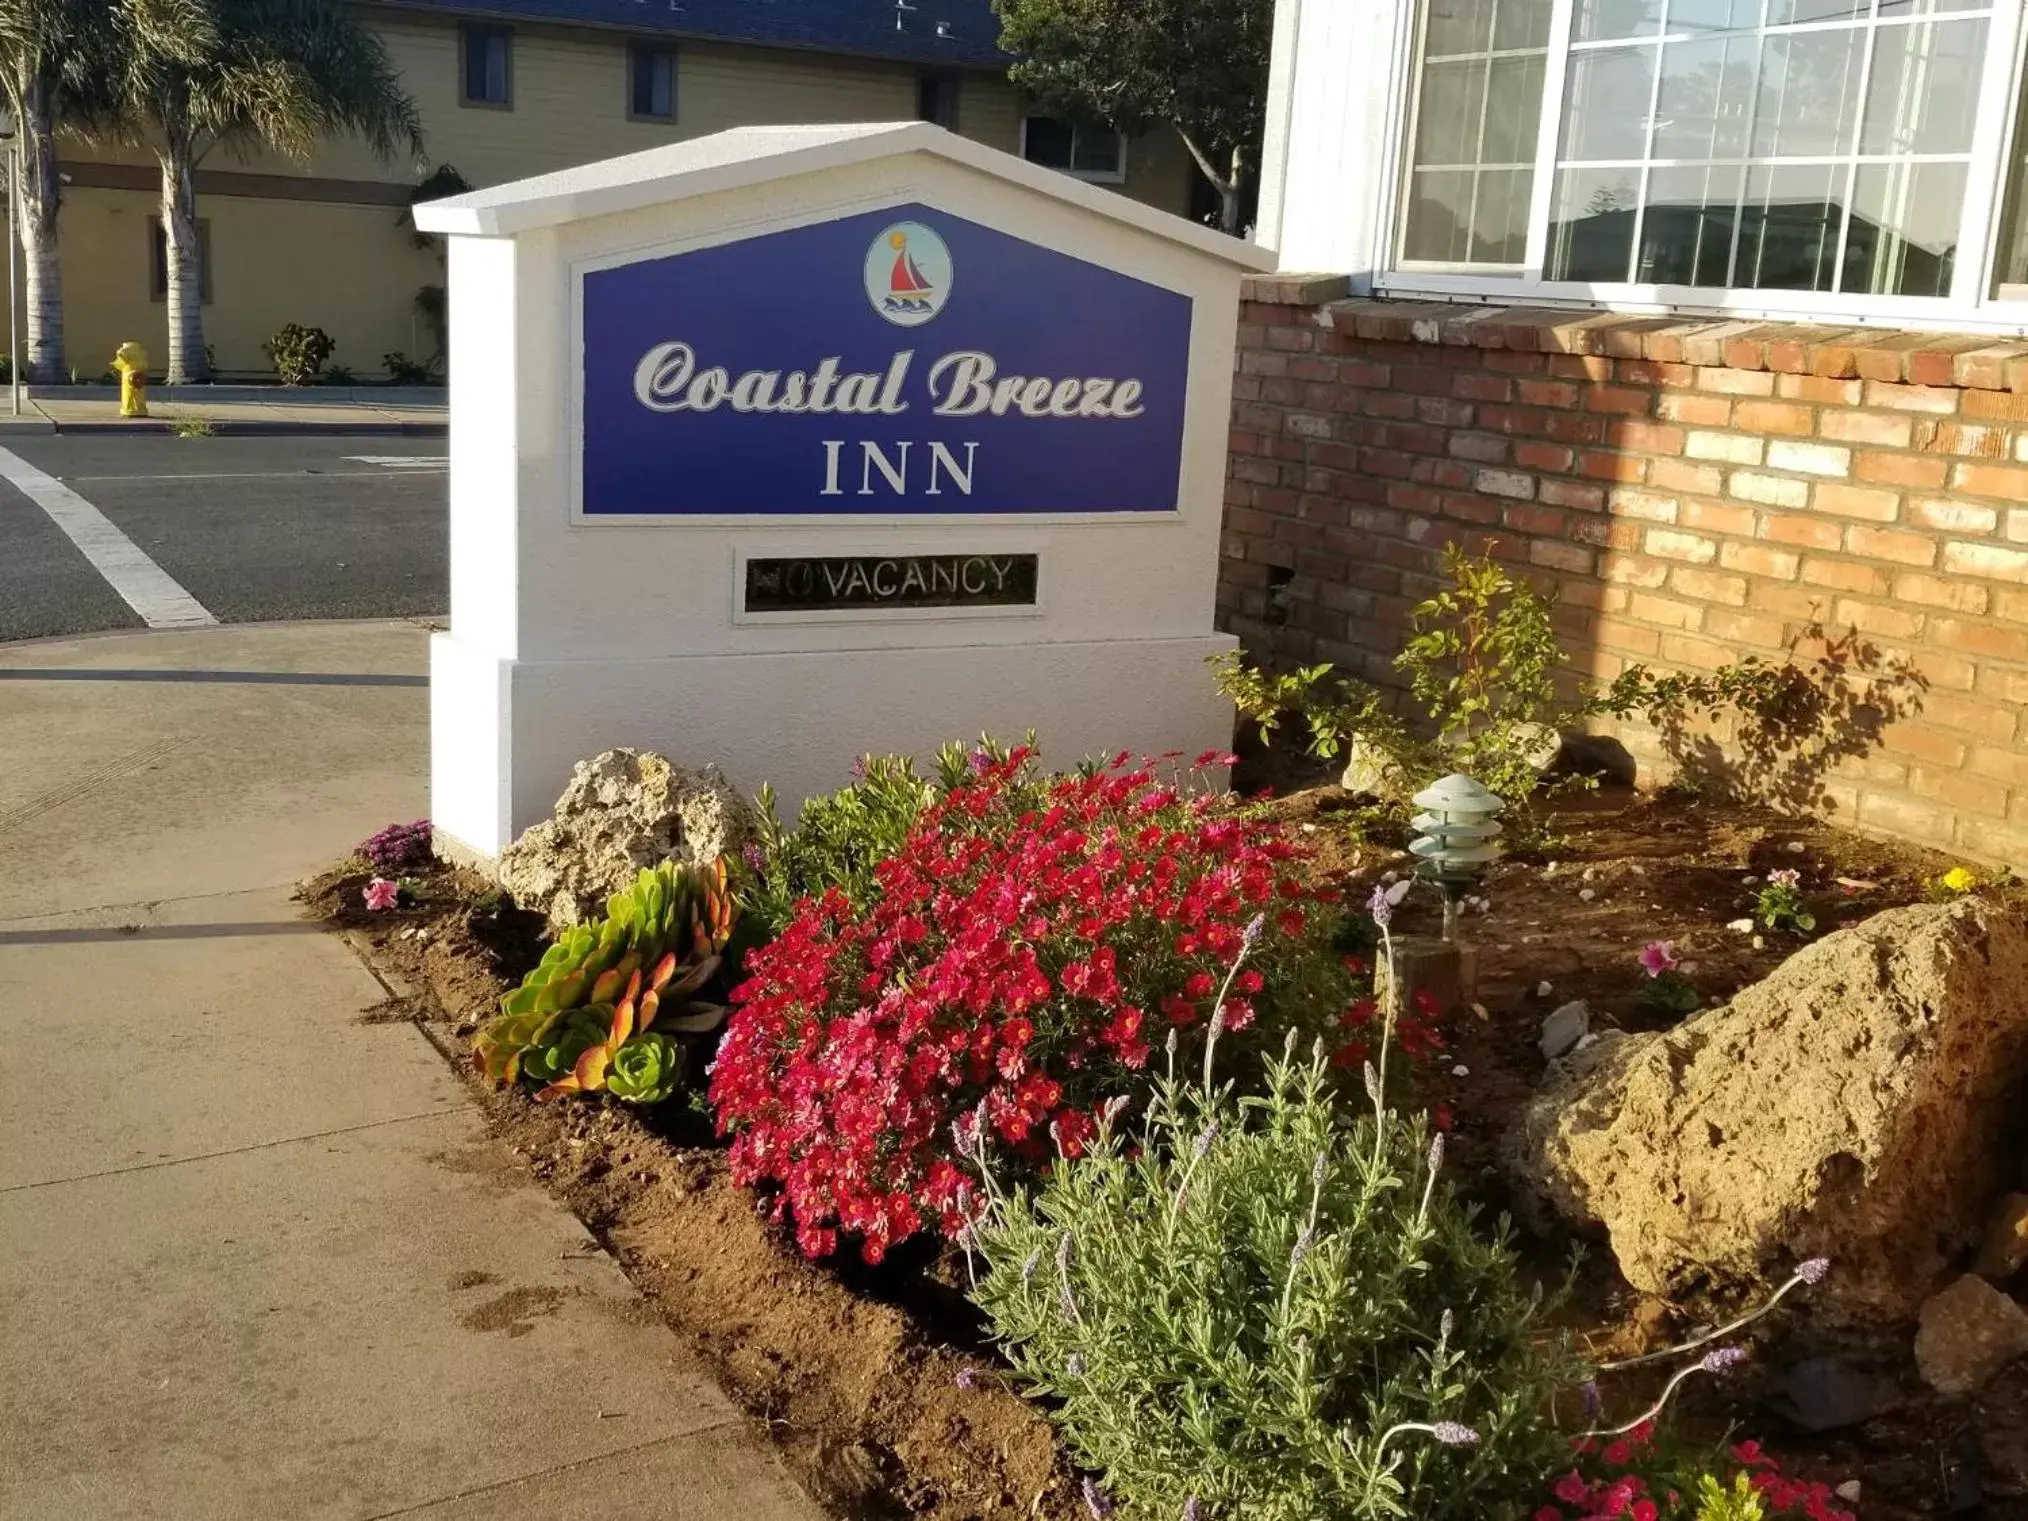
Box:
863 220 953 328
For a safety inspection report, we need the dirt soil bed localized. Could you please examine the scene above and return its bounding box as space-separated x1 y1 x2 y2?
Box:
307 783 2027 1521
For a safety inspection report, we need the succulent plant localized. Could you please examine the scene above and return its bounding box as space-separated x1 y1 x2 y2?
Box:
474 856 737 1097
604 1032 684 1104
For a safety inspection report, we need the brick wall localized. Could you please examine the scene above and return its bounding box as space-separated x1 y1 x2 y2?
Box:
1221 280 2028 868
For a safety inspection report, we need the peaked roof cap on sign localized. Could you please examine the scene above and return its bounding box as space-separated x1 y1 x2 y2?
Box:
410 121 1277 268
367 0 1010 68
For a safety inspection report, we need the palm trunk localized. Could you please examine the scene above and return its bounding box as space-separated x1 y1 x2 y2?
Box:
159 142 208 384
14 76 64 385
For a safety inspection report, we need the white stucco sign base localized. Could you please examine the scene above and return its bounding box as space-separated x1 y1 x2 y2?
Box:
414 122 1271 862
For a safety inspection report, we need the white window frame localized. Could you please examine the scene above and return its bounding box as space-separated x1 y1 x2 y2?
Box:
1018 115 1130 184
1372 0 2028 332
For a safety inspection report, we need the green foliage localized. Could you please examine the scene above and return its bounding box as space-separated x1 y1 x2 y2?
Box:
168 414 215 438
739 736 1033 937
263 322 335 385
993 0 1271 227
1635 971 1702 1018
1212 544 1794 844
382 350 435 385
1694 1472 1769 1521
1753 876 1815 934
969 1041 1573 1520
474 857 736 1103
321 363 357 385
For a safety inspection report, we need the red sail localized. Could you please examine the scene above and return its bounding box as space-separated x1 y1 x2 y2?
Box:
890 249 932 293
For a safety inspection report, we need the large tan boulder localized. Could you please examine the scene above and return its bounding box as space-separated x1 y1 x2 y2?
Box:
498 748 752 931
1507 898 2028 1317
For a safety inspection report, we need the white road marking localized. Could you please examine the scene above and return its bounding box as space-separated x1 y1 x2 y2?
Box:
0 444 216 628
343 455 449 469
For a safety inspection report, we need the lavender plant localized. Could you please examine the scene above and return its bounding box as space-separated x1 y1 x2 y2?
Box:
966 1034 1576 1520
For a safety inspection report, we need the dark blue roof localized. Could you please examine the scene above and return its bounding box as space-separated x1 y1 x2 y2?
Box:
368 0 1012 67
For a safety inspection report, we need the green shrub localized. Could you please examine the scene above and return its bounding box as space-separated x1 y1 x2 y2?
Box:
322 364 358 386
1214 544 1793 843
968 1038 1573 1521
382 350 437 385
263 324 336 386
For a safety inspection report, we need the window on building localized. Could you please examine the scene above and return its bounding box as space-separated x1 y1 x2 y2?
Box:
629 43 676 120
1020 116 1127 182
918 74 960 129
1389 0 2027 321
461 24 512 108
149 218 210 304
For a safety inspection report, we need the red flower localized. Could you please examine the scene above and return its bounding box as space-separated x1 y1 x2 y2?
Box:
710 749 1360 1259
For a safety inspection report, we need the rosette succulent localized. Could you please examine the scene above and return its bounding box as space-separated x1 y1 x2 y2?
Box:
605 1032 684 1104
474 856 737 1100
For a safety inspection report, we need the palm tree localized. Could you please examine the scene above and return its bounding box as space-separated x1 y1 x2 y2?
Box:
0 2 205 382
114 0 422 382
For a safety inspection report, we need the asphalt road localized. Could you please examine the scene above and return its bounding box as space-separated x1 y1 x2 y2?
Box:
0 434 447 643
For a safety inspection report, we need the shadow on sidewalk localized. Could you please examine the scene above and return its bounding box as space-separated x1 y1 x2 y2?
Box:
0 922 327 946
0 669 428 687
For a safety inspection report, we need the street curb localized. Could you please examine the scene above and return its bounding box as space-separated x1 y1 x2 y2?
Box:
26 384 448 405
39 420 448 437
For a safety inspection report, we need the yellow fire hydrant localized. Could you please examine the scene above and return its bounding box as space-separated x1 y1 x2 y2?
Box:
112 341 149 419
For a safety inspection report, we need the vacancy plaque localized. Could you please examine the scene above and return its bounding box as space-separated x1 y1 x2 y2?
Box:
742 552 1039 617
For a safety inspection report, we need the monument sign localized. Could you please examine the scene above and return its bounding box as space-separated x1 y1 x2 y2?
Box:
415 122 1271 861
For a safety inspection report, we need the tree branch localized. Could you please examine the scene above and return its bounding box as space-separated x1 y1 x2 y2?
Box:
1172 123 1231 195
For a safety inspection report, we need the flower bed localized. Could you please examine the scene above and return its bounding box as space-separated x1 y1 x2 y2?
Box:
308 761 2025 1521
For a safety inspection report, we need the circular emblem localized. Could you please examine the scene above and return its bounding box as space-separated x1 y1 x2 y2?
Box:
864 221 953 327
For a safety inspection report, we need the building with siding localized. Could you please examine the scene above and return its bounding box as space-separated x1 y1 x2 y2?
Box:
61 0 1200 379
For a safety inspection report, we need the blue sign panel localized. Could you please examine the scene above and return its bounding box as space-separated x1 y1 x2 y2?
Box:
579 203 1192 516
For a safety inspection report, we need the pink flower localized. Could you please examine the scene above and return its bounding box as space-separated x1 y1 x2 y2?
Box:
1767 867 1801 888
1637 940 1677 978
364 877 400 912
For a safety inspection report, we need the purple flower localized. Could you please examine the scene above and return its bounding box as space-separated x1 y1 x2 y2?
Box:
1191 1122 1219 1159
1581 1380 1601 1419
359 818 432 875
1362 1061 1382 1105
1430 1421 1480 1446
1066 1352 1086 1377
1311 1151 1328 1192
969 747 994 777
1083 1476 1116 1519
1021 1247 1042 1283
1700 1345 1749 1373
1290 1224 1315 1270
955 1366 978 1391
1797 1256 1831 1285
1056 1231 1074 1274
1183 1501 1205 1521
1368 882 1394 928
1427 1132 1445 1174
1637 940 1678 978
742 842 767 872
1242 912 1266 946
1439 1308 1454 1341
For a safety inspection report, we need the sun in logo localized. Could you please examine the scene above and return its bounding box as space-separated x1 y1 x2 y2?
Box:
864 221 953 327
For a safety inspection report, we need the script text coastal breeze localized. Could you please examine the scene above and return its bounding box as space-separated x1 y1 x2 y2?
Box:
631 341 1147 499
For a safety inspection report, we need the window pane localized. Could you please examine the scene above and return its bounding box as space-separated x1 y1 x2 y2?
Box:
1070 129 1122 174
1847 159 1963 294
1667 0 1762 33
1403 170 1480 259
632 49 674 118
1653 33 1758 158
1493 0 1554 50
1637 164 1743 282
1765 0 1870 24
1548 167 1640 278
1737 162 1843 289
1417 59 1489 165
1428 0 1495 56
1473 168 1535 258
1751 28 1864 156
465 31 508 103
1484 55 1547 160
1561 45 1657 161
1860 18 1985 155
1023 117 1074 168
1574 0 1664 43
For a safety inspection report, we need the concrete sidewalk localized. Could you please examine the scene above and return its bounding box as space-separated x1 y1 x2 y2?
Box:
0 621 818 1521
0 394 446 436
